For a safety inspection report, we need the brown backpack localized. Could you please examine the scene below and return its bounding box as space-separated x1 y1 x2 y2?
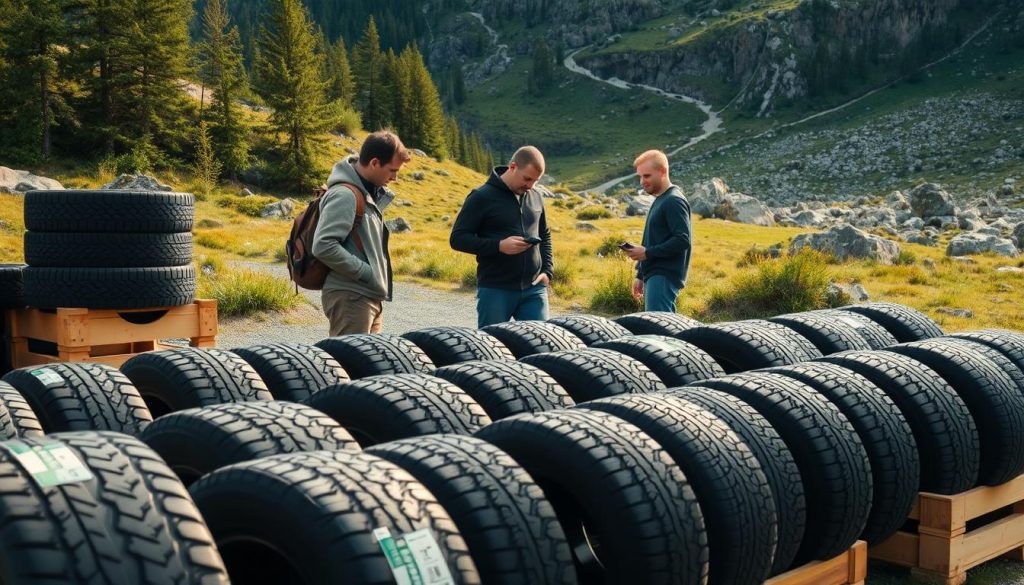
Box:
286 182 365 291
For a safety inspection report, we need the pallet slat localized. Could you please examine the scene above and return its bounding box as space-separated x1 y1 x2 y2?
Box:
765 541 866 585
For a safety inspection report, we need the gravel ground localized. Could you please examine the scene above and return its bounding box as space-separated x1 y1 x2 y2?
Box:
214 262 564 349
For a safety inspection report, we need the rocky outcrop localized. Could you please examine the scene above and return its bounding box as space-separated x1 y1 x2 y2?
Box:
946 233 1019 257
625 193 655 216
101 174 173 191
690 177 774 226
261 198 296 219
789 224 901 263
386 217 413 233
908 183 957 219
0 167 64 193
473 0 664 50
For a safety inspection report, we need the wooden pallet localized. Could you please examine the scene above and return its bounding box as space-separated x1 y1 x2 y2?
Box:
870 473 1024 584
4 300 217 368
764 541 867 585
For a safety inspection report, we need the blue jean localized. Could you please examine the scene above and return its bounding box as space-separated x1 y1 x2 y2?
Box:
477 284 549 327
644 275 682 312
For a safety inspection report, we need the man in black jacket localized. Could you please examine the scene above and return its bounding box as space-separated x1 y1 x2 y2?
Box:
625 149 692 312
450 146 554 327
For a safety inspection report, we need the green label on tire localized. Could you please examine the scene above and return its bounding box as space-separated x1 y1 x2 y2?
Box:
30 368 65 387
2 439 95 487
374 526 454 585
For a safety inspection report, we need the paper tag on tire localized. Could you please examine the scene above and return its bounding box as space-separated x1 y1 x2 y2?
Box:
1 439 94 487
374 526 454 585
30 368 65 387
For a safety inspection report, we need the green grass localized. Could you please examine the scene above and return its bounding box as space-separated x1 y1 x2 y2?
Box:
197 265 300 317
458 58 705 187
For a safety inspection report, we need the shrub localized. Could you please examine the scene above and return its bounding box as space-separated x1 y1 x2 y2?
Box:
589 262 642 314
197 268 299 317
334 106 362 136
596 234 630 257
576 206 613 220
737 244 783 267
216 194 277 217
703 249 835 320
553 257 579 287
895 250 917 265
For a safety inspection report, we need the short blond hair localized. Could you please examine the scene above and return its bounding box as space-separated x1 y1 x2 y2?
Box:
511 146 545 173
634 149 669 171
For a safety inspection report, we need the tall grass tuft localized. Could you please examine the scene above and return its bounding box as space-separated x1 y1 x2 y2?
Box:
589 262 642 314
198 267 299 317
703 249 837 321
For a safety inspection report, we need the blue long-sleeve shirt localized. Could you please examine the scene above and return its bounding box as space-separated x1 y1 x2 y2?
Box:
637 185 692 287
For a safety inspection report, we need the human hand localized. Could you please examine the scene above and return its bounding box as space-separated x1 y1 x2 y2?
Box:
624 245 647 261
631 278 644 301
499 236 532 255
531 273 550 286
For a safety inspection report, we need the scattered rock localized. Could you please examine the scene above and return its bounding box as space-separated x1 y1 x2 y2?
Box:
101 174 173 191
412 171 425 181
689 177 732 217
1013 223 1024 249
434 169 451 177
936 307 974 318
441 215 451 222
260 198 296 219
946 233 1019 257
386 217 412 233
196 218 224 228
240 188 255 197
0 166 64 192
996 266 1023 274
829 282 870 302
625 194 655 216
789 224 901 263
575 222 599 232
908 183 956 219
712 194 776 226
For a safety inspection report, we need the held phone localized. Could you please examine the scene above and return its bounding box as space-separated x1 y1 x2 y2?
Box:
524 236 543 245
618 242 636 250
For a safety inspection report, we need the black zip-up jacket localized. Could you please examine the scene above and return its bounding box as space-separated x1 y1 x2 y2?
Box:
450 166 554 290
637 185 692 287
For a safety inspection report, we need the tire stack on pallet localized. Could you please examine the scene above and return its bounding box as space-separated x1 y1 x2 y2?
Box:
21 190 196 309
2 301 1024 584
0 264 26 375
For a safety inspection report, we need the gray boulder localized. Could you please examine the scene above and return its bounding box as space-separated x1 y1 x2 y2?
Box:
789 224 901 263
946 233 1018 257
412 172 425 181
575 222 599 232
0 166 64 192
625 194 655 216
902 217 925 230
829 282 870 302
908 183 956 218
260 198 296 219
101 174 173 191
689 177 731 217
936 307 974 319
386 217 412 233
790 210 828 228
885 191 909 210
1013 223 1024 249
711 194 775 226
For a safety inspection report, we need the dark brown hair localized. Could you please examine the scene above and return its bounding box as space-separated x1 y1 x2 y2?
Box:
359 130 412 165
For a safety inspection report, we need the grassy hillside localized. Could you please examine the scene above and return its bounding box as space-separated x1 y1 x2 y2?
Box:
3 132 1024 333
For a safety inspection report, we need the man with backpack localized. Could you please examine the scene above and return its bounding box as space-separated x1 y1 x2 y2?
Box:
312 130 411 335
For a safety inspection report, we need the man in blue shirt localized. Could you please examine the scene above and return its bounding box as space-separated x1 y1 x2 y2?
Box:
624 150 692 312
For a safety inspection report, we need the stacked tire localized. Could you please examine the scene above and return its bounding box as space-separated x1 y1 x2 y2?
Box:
21 190 196 309
0 264 25 375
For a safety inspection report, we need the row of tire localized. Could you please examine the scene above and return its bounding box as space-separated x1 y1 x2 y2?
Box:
1 302 1022 584
3 189 197 310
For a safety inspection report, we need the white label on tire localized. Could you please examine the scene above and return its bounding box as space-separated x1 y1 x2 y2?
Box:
374 526 454 585
836 316 867 330
2 439 94 487
30 368 64 387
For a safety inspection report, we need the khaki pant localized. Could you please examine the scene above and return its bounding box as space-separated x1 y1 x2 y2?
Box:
322 289 383 336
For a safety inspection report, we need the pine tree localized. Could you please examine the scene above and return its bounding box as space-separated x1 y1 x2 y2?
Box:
0 0 75 161
326 38 355 107
253 0 341 188
197 0 250 177
191 120 222 196
351 16 385 129
380 47 403 131
529 39 554 96
451 65 465 105
402 46 448 159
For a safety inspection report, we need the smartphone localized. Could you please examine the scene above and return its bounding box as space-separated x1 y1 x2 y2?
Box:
524 236 543 245
618 242 636 250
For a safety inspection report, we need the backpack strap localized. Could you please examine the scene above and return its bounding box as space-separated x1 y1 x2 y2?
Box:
338 182 366 254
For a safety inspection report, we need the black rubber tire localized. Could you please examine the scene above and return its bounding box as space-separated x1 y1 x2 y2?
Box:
432 360 575 420
520 348 666 403
401 326 514 366
594 334 725 386
765 362 919 544
24 189 195 233
139 401 359 486
305 373 491 447
315 333 434 378
837 302 943 342
664 387 805 575
807 309 899 349
546 315 631 345
613 311 701 336
367 435 577 585
189 450 480 584
768 312 875 355
3 362 152 434
674 320 823 374
687 373 872 564
23 265 196 309
24 231 193 268
231 342 349 402
480 321 586 358
579 394 776 585
0 431 229 584
0 264 25 309
476 409 708 585
120 347 273 418
947 329 1024 374
0 381 44 439
885 338 1024 486
818 351 979 494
